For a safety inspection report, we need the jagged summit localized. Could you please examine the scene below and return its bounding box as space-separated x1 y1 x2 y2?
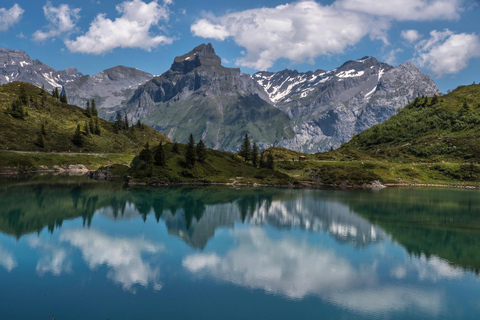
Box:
170 43 222 74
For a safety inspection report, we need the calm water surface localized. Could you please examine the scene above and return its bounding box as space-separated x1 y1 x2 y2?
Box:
0 176 479 319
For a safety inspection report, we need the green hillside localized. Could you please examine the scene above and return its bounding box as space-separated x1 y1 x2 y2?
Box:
327 84 480 162
0 82 169 153
273 84 480 186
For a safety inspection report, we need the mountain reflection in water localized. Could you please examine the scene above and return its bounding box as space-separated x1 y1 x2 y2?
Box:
0 176 479 320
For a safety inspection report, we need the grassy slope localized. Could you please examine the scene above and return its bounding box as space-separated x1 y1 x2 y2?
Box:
0 82 169 171
273 84 480 186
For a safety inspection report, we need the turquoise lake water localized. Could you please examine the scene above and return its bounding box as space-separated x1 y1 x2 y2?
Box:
0 176 479 319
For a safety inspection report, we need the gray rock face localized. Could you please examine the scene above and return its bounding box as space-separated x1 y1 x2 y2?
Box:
253 57 441 152
65 66 153 119
122 43 294 150
0 48 82 90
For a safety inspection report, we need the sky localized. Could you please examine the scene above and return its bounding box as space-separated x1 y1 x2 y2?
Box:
0 0 479 93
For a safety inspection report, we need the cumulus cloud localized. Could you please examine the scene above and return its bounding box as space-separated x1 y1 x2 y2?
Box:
28 238 72 276
183 228 442 315
336 0 462 21
0 245 17 272
414 29 480 76
191 0 465 70
401 29 423 42
61 229 164 292
192 1 388 70
33 2 81 42
66 0 173 54
0 4 24 32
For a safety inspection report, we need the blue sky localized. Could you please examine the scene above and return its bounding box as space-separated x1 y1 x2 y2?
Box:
0 0 479 92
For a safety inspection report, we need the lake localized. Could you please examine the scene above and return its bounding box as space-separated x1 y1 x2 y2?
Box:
0 176 479 319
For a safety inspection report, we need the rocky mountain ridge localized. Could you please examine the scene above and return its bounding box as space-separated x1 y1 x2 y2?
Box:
253 57 441 152
0 45 441 153
0 48 82 90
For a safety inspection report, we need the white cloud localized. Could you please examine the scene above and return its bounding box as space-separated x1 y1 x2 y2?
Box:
401 29 423 42
191 19 229 41
0 4 24 32
33 2 81 42
183 228 442 315
414 29 480 76
28 238 72 276
61 229 164 292
0 245 17 272
66 0 173 54
190 0 465 70
383 48 404 65
336 0 462 21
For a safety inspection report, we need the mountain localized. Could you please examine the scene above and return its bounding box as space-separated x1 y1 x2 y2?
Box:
65 66 154 119
122 43 295 150
253 57 441 152
0 48 82 90
0 46 441 153
0 82 169 153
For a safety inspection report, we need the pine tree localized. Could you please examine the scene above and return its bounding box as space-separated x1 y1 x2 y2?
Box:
124 114 129 129
259 151 266 168
139 142 154 166
239 134 251 162
459 101 470 116
59 92 67 104
72 124 84 147
35 132 45 148
115 112 123 131
172 142 179 154
266 153 275 170
89 118 95 133
91 99 98 117
154 143 166 166
86 100 91 117
196 139 206 162
251 142 259 168
185 134 196 168
84 121 90 135
94 117 101 135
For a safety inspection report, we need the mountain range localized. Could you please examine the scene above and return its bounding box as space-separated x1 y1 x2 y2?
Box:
0 45 441 152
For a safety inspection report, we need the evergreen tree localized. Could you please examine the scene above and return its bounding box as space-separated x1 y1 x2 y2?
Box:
196 139 207 162
7 99 26 119
59 92 67 104
86 100 91 117
136 119 144 130
431 95 439 105
251 142 259 168
89 118 95 134
94 117 101 135
138 142 154 165
19 84 28 105
172 142 179 154
239 134 251 162
72 124 84 147
185 134 196 168
124 114 129 129
259 151 266 168
84 121 90 135
35 132 45 148
115 112 123 131
52 87 59 99
266 153 275 170
154 143 166 167
91 99 98 117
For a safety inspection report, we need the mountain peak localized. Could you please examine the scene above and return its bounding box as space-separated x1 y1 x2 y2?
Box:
170 43 222 74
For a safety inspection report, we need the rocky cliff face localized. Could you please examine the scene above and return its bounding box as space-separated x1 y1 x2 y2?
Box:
123 43 294 150
65 66 153 118
253 57 441 152
0 48 82 90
